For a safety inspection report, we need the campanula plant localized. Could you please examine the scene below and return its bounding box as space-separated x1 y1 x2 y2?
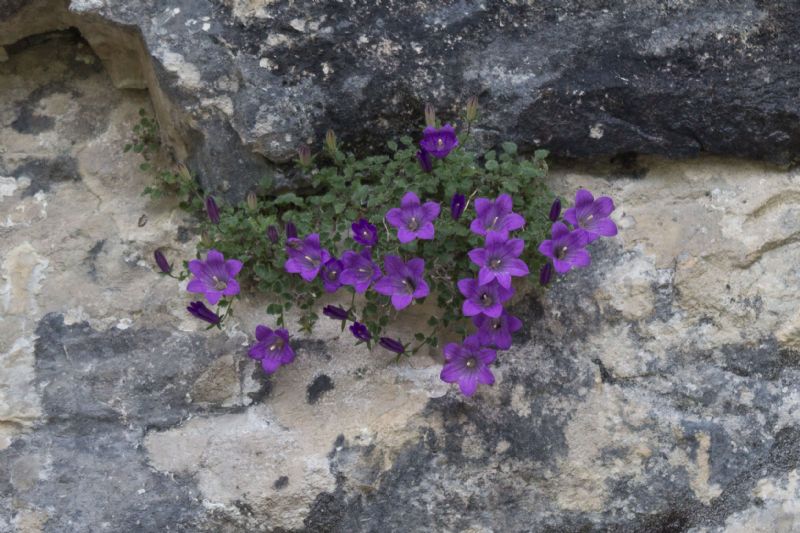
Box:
142 99 618 397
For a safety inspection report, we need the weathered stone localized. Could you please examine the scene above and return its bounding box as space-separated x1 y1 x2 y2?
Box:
3 1 800 200
3 11 800 533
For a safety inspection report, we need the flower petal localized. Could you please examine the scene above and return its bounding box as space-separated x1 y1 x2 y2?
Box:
401 191 420 208
255 325 272 341
206 290 223 306
477 267 496 286
406 257 425 277
457 278 476 297
206 249 225 267
440 360 463 383
186 279 209 294
383 255 405 277
477 366 495 385
421 201 441 221
225 259 243 277
188 259 205 277
562 207 579 227
223 278 241 296
397 228 417 243
575 189 594 208
386 208 404 228
248 343 266 360
594 196 615 217
468 248 487 267
538 240 554 258
459 373 479 396
391 293 413 310
474 198 491 216
416 223 435 240
505 258 530 277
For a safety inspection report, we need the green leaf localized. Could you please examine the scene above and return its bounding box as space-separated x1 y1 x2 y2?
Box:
501 141 518 155
485 160 499 172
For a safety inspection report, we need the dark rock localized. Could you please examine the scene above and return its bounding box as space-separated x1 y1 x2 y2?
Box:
3 1 800 200
306 374 334 404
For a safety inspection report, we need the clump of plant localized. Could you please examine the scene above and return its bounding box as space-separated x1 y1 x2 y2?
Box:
148 99 618 396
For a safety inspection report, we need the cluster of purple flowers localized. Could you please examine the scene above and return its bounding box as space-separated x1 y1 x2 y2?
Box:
537 189 617 284
443 194 528 396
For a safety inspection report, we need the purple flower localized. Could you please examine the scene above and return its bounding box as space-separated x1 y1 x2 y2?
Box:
373 256 429 310
457 278 514 318
440 337 496 396
187 249 243 305
286 222 298 239
267 225 280 244
416 150 432 173
284 234 331 282
539 262 554 286
323 305 349 321
469 193 525 238
548 197 562 222
379 337 405 355
563 189 618 243
385 192 440 243
154 249 172 274
352 219 378 247
450 193 466 220
248 325 295 374
471 311 523 350
468 233 530 289
350 322 371 342
420 124 458 159
538 222 591 274
321 257 344 293
340 249 381 293
205 196 220 224
187 301 221 325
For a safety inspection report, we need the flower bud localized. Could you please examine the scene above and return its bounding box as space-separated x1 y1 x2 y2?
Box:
465 96 479 122
539 262 553 286
246 191 258 210
325 129 337 154
286 222 298 239
379 337 405 355
350 322 372 341
267 225 279 243
416 150 432 173
205 196 220 224
187 301 221 325
322 305 349 321
153 249 172 274
548 197 561 222
450 193 466 221
424 103 436 127
297 145 312 167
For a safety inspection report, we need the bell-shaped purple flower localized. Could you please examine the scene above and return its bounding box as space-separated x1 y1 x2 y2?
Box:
352 219 378 247
440 337 497 396
187 301 221 325
468 233 530 288
385 191 440 243
563 189 618 243
373 256 429 310
548 197 562 222
205 196 220 224
450 193 466 220
538 222 591 274
323 305 349 321
284 234 331 282
340 249 381 293
471 311 523 350
469 193 525 238
187 249 243 305
248 325 295 374
350 322 371 342
321 257 344 293
416 150 433 173
286 222 298 239
457 278 514 318
379 337 405 355
420 124 458 159
154 249 172 274
539 262 554 286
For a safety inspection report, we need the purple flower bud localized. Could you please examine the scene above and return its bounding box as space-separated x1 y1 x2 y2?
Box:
548 197 561 222
154 249 172 274
322 305 349 321
379 337 405 355
205 196 220 224
450 193 466 220
267 225 280 243
465 96 479 122
187 301 221 325
424 103 436 127
416 150 432 173
297 145 312 167
350 322 371 342
539 262 553 286
286 222 298 239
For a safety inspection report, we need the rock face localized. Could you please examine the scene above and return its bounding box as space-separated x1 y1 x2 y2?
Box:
2 28 800 533
2 1 800 200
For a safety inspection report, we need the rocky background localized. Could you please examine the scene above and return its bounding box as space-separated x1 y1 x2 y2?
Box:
1 2 800 533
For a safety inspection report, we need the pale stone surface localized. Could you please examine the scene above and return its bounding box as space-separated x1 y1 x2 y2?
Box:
2 23 800 533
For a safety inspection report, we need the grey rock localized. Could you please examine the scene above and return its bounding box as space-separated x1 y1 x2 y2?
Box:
3 1 800 200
